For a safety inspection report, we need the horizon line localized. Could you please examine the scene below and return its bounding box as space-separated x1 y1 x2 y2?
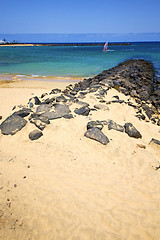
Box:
1 32 160 35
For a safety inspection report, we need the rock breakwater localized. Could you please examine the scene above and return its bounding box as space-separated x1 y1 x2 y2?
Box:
0 59 160 145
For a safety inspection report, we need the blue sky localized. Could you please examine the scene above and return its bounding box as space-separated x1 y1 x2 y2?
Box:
1 0 160 39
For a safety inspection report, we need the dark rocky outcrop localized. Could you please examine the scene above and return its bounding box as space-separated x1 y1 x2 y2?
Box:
0 115 27 135
124 123 142 139
141 104 155 119
29 96 41 106
36 104 52 114
42 97 55 104
74 106 90 116
56 95 67 103
84 127 109 145
41 93 48 98
54 104 71 115
150 89 160 113
108 120 124 132
29 130 43 140
50 88 61 94
30 118 47 130
1 59 159 142
87 121 104 130
41 104 71 120
60 59 158 117
13 108 32 118
29 113 50 124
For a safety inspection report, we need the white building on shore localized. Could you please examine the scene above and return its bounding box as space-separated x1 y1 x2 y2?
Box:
0 40 5 44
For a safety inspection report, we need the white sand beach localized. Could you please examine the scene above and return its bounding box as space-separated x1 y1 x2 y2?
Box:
0 78 160 240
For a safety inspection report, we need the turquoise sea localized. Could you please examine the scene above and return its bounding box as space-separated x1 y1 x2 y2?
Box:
0 42 160 79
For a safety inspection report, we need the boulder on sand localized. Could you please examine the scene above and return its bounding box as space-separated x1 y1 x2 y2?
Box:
84 127 109 145
108 120 124 132
124 123 142 139
29 129 43 140
0 114 27 135
41 104 71 120
74 106 90 116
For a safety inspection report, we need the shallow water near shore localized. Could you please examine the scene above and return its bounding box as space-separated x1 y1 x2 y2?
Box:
0 42 160 79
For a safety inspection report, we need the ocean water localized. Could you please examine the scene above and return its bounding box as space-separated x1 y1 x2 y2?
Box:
0 42 160 79
1 33 160 43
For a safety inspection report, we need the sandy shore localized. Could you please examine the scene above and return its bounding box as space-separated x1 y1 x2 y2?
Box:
0 73 83 83
0 79 160 240
0 79 77 119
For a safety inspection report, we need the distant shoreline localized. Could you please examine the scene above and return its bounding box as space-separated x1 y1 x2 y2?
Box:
0 42 131 47
0 73 84 83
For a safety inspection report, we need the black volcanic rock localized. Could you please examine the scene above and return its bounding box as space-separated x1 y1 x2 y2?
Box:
13 108 32 118
108 120 124 132
29 130 43 140
30 118 47 130
149 138 160 146
0 114 27 135
150 89 160 113
41 93 48 98
87 121 103 130
36 104 52 114
84 127 109 145
149 138 160 152
104 60 155 101
41 104 71 120
42 97 55 104
29 113 50 124
124 123 142 139
74 106 90 116
29 96 41 105
56 95 67 103
142 104 155 119
50 88 61 94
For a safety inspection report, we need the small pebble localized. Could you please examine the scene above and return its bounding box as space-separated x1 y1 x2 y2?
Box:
137 144 146 149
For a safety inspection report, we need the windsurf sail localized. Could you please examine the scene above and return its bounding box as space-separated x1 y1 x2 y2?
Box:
103 42 108 51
